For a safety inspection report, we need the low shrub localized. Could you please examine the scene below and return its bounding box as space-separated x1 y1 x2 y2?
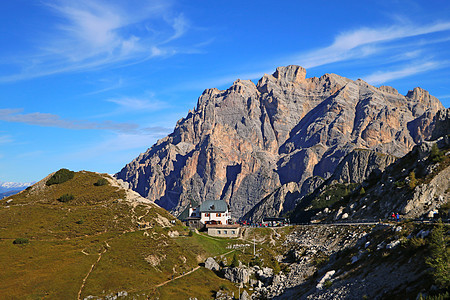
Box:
323 280 333 289
394 181 405 188
272 257 281 274
359 187 366 195
46 168 75 186
230 253 239 268
409 237 426 249
312 252 329 267
13 238 29 244
409 171 418 189
430 144 444 163
58 193 74 203
94 178 108 186
250 256 262 267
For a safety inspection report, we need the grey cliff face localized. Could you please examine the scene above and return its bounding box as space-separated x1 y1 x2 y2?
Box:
245 149 397 223
116 65 444 219
328 149 397 184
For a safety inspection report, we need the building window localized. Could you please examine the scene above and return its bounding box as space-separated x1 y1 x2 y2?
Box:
217 230 221 234
217 213 221 217
224 230 228 235
205 213 210 217
232 230 235 235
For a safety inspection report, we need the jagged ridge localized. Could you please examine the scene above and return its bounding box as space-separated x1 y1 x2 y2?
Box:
116 65 444 219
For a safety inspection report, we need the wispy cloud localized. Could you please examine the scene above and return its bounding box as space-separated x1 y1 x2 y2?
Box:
362 61 444 85
107 96 168 112
0 0 194 82
437 94 450 99
183 20 450 91
0 135 13 144
293 21 450 68
61 131 169 163
0 108 138 133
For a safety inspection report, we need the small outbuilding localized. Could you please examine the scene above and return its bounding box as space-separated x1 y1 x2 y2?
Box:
206 224 241 238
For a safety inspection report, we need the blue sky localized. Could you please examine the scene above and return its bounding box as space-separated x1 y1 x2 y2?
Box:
1 0 449 183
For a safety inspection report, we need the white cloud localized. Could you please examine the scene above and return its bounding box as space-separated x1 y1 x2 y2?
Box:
61 131 168 163
107 96 168 112
182 20 450 91
293 21 450 68
362 62 442 85
0 108 138 133
0 135 13 144
0 0 192 82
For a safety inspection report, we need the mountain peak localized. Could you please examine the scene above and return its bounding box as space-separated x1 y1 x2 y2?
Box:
272 65 306 83
117 65 444 219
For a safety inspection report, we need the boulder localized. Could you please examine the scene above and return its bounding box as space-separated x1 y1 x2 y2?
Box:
223 267 250 284
205 257 220 272
316 270 335 290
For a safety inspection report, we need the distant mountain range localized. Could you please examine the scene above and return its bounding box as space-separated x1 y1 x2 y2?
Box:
0 181 33 199
116 65 444 220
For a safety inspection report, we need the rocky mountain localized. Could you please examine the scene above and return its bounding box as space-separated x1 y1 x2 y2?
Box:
244 148 397 222
116 65 444 219
0 181 33 199
290 108 450 223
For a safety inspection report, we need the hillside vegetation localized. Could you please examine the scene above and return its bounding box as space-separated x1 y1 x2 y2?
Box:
0 170 242 299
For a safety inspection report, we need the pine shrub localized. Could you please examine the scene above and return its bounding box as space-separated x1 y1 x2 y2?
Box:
58 193 74 203
94 178 108 186
13 238 29 244
230 253 239 268
46 168 75 186
409 171 417 189
430 144 444 163
426 219 449 288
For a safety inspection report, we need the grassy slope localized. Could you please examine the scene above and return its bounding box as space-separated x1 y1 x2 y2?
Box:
0 171 242 299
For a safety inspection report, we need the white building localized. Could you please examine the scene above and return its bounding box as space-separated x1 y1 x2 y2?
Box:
187 200 233 226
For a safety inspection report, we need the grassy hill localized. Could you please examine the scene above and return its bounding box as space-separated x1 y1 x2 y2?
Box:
0 170 244 299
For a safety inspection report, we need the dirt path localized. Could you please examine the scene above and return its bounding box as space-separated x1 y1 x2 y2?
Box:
216 249 235 259
77 244 108 300
155 266 201 288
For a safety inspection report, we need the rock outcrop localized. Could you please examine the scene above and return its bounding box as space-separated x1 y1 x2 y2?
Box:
245 149 397 222
297 110 450 223
328 149 397 184
116 65 444 219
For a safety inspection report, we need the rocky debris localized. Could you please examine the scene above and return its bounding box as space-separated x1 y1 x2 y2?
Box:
430 108 450 140
386 239 401 249
205 257 220 272
256 267 274 284
416 230 430 239
84 291 128 300
214 290 233 300
248 225 370 299
240 290 250 300
223 266 250 284
116 65 443 219
316 270 335 290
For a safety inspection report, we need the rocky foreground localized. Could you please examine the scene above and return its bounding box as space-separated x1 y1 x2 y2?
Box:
205 222 447 300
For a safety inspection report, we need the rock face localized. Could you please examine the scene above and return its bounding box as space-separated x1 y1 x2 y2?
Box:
244 149 396 222
205 257 220 272
302 114 450 222
116 65 443 218
328 149 397 184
